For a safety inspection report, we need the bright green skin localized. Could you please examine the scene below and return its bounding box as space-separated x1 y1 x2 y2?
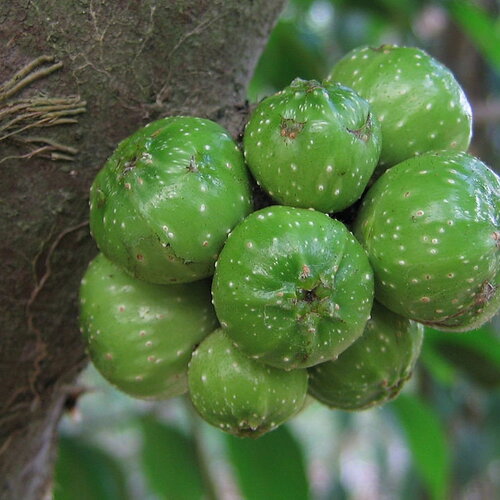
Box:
212 206 374 369
329 45 472 168
308 302 423 410
90 116 253 284
188 329 308 438
79 253 218 399
354 151 500 331
243 78 381 213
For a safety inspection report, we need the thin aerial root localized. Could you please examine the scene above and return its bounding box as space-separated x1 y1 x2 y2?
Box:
0 57 86 163
0 56 62 102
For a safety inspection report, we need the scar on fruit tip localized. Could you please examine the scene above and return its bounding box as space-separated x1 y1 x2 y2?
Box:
300 264 311 279
347 113 372 142
492 231 500 248
476 281 496 305
187 155 199 173
280 117 306 139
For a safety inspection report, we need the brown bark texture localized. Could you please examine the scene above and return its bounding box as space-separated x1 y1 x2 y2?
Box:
0 1 285 498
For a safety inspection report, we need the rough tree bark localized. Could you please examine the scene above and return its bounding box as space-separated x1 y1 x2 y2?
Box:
0 1 286 498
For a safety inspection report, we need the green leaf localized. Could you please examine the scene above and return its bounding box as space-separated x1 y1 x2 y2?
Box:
390 394 450 500
420 340 457 387
424 324 500 388
139 416 205 500
53 435 129 500
426 324 500 365
225 425 310 500
447 0 500 71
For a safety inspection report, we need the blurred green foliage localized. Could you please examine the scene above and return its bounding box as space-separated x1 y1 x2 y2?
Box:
226 425 309 500
139 416 206 500
449 0 500 70
56 1 500 499
54 436 129 500
391 394 450 500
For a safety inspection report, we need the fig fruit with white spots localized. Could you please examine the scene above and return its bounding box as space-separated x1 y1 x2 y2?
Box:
308 302 423 410
79 253 218 399
188 329 308 438
354 151 500 331
329 44 472 168
89 116 253 284
212 205 374 369
243 78 382 213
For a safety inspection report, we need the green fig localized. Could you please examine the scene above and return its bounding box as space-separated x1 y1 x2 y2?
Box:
243 78 382 213
309 302 423 410
212 205 374 369
89 116 253 284
79 253 218 399
354 151 500 331
188 329 308 438
329 44 472 168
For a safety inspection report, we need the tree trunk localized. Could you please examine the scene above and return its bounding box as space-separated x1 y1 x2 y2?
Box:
0 1 285 497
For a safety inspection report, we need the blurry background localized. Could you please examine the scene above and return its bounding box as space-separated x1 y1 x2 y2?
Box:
54 1 500 499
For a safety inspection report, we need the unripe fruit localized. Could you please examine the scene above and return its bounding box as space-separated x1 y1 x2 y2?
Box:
79 253 218 399
188 329 308 438
354 151 500 331
308 302 423 410
243 78 382 213
89 116 253 284
329 45 472 168
212 205 374 369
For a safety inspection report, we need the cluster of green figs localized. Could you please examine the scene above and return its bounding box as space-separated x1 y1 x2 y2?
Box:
80 45 499 437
